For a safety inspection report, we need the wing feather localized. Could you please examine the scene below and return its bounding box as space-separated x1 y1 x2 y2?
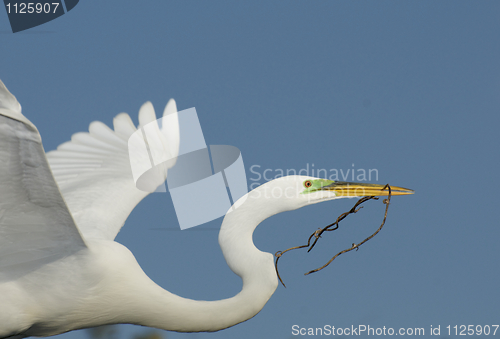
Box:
89 121 128 148
113 113 136 139
46 99 180 240
0 80 86 281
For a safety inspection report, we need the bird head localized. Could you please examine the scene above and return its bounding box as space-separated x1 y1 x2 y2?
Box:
237 176 414 214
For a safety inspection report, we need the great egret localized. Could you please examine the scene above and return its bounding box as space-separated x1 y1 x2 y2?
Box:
0 80 413 339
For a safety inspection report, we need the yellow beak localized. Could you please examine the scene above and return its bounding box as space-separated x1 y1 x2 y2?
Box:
321 181 414 197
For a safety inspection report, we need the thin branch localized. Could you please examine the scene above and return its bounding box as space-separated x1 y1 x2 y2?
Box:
274 184 392 287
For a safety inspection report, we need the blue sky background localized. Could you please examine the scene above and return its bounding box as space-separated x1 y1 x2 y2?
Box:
1 1 500 338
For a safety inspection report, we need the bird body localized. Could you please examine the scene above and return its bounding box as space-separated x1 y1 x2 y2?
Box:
0 80 413 338
0 240 134 337
0 176 301 337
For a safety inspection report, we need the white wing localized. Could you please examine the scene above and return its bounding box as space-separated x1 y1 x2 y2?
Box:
0 80 86 281
46 99 180 240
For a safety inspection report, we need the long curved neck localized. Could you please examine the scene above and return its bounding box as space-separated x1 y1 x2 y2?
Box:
122 186 287 332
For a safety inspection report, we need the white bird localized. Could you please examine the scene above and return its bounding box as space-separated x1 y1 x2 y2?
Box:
0 80 413 338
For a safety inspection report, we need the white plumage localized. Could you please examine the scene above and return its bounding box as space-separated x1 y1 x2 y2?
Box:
0 80 412 339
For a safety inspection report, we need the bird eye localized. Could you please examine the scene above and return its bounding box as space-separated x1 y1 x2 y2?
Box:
304 180 312 188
